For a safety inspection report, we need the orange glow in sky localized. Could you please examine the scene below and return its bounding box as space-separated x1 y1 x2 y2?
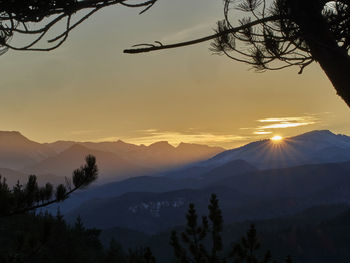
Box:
0 0 349 148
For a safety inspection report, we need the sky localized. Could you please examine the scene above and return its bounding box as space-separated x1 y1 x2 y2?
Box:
0 0 350 149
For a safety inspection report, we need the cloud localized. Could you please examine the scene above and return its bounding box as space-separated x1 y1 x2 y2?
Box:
95 129 249 148
258 122 314 129
254 131 273 135
258 116 317 123
239 115 320 136
82 114 322 148
69 129 102 135
254 115 319 134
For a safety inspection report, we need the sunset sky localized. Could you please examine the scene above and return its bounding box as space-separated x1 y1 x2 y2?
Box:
1 0 350 148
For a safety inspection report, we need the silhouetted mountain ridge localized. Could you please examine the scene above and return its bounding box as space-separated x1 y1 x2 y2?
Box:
0 130 224 184
201 130 350 169
25 143 152 182
46 139 224 171
67 160 350 233
51 159 258 213
0 131 56 169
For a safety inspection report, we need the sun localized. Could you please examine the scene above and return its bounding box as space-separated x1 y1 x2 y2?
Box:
271 135 283 142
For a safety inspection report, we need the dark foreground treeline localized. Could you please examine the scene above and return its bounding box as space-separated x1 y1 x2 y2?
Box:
136 203 350 263
1 195 350 263
0 194 281 263
0 209 155 263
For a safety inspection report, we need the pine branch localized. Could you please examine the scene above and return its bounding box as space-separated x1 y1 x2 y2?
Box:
123 15 283 54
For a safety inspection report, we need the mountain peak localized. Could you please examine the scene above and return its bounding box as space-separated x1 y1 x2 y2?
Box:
205 130 350 170
114 139 140 147
298 130 334 136
0 131 36 145
148 141 175 150
115 139 132 146
0 131 56 169
176 142 197 149
0 130 26 138
292 130 337 141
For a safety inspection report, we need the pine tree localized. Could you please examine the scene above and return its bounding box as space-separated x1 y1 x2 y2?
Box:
229 224 272 263
169 195 287 263
0 155 98 217
208 194 223 263
127 247 157 263
125 0 350 107
0 156 100 262
105 238 127 263
285 255 293 263
170 194 224 263
74 215 85 233
143 247 156 263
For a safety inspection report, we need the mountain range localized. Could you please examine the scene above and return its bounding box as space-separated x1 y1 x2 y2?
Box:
201 130 350 169
0 131 224 185
62 130 350 233
46 140 225 170
0 131 56 170
66 160 350 233
1 129 350 234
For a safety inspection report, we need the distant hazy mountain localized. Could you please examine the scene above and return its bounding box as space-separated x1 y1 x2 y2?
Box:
47 140 142 155
50 159 258 213
61 130 350 238
212 161 350 198
200 159 258 181
47 140 224 170
36 140 224 182
202 130 350 169
0 131 56 170
67 160 350 233
160 159 257 181
0 130 223 185
66 186 251 233
25 144 153 182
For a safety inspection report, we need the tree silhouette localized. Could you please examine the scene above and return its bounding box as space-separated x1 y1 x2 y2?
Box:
3 1 350 105
0 211 104 263
170 194 225 263
285 256 293 263
105 238 127 263
127 247 157 263
169 194 293 263
0 0 156 54
124 0 350 107
0 154 98 217
230 224 272 263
